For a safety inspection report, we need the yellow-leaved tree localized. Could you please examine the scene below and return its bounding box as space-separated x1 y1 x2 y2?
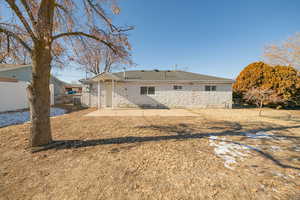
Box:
234 62 300 107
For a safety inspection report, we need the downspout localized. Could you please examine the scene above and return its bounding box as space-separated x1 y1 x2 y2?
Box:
97 81 100 109
123 67 126 79
112 79 115 109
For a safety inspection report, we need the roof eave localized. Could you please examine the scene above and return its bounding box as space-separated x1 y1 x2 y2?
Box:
119 79 235 83
0 64 32 72
91 72 121 81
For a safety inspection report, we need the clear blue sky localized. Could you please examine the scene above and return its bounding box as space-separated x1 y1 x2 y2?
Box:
17 1 300 82
113 0 300 78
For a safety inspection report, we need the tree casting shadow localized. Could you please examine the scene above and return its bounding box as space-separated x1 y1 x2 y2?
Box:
35 122 300 170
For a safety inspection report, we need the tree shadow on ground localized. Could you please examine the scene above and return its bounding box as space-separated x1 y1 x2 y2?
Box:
54 104 89 114
35 122 300 170
262 114 300 123
232 104 257 109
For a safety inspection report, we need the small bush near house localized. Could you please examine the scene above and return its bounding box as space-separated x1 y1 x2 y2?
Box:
244 88 282 116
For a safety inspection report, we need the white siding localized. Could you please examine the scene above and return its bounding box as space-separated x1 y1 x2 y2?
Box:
81 83 101 108
82 81 232 109
0 81 54 112
0 81 28 112
49 84 54 106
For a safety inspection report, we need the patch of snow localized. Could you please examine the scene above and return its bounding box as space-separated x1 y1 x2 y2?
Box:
270 146 281 152
272 188 279 193
209 136 250 170
288 175 295 179
245 131 275 139
273 172 290 180
209 136 218 141
0 108 66 128
245 131 287 140
293 146 300 152
50 108 66 117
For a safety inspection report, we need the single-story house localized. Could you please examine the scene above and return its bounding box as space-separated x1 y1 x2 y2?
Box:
0 64 66 103
80 70 234 109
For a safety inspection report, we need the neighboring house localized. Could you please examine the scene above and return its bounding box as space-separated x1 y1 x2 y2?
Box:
81 70 234 109
0 77 30 112
0 64 66 102
65 84 82 94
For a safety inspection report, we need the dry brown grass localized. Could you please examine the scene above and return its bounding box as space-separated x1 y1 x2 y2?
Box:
0 107 300 200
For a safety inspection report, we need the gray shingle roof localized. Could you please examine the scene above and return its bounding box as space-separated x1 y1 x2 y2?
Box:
111 70 234 83
0 64 31 72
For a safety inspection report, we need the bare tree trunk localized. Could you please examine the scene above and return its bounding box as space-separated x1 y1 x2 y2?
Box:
25 0 55 148
27 43 52 147
259 101 263 117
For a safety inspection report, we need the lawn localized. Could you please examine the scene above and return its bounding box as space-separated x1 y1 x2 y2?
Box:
0 107 300 200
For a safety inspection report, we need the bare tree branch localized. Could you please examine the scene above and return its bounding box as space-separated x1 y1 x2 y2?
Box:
0 26 32 53
20 0 37 28
244 88 283 116
54 3 68 13
86 0 133 33
4 0 37 41
52 31 117 53
263 33 300 69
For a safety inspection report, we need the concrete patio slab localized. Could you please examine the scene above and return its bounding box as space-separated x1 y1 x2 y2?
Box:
85 109 199 117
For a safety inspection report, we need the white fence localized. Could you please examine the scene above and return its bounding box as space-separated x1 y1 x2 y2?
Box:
50 84 54 106
0 81 54 112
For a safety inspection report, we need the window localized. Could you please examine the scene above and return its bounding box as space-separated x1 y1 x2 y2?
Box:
141 87 148 95
148 87 155 95
82 84 90 93
173 85 183 90
205 85 217 91
140 86 155 95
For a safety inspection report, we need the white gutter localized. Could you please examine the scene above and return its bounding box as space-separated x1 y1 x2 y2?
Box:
86 79 235 84
0 64 31 72
118 79 235 84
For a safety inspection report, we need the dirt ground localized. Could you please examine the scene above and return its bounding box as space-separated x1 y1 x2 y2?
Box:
85 108 199 117
0 107 300 200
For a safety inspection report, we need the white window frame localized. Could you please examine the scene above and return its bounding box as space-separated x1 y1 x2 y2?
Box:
173 85 183 90
205 85 217 91
140 86 155 95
